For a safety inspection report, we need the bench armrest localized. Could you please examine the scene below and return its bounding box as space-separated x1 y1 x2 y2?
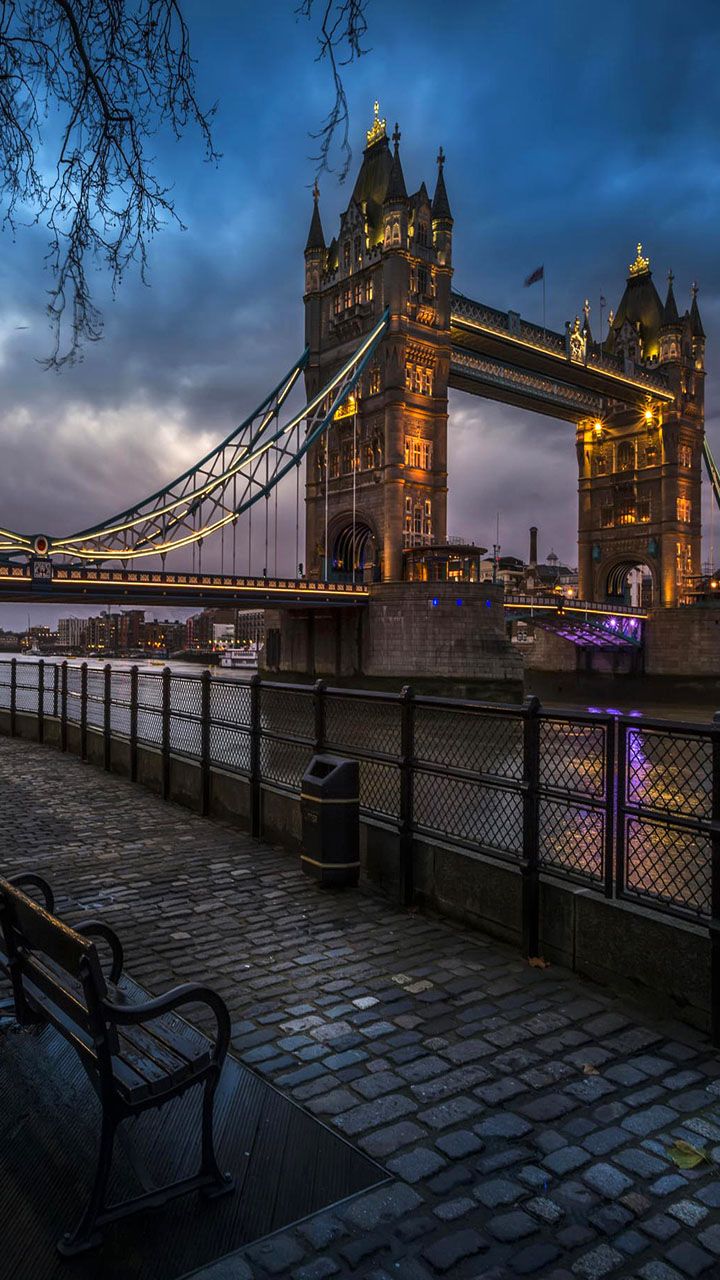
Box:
74 921 124 985
7 873 55 914
104 983 231 1065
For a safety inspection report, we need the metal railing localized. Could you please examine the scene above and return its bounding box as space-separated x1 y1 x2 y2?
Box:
1 658 718 1030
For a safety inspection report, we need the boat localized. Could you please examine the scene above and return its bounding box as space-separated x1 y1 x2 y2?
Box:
219 646 259 670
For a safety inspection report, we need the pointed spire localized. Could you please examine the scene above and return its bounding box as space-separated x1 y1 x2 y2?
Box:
581 299 593 342
690 281 705 339
432 145 452 222
305 180 325 253
385 123 407 202
661 269 680 327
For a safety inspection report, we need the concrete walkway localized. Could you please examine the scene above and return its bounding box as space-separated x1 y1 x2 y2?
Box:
1 735 720 1280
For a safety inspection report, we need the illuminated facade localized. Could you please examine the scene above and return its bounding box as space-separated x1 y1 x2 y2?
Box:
303 106 452 581
576 250 705 606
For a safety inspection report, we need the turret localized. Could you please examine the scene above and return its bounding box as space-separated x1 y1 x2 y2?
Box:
658 270 681 364
383 124 408 250
431 146 453 266
690 282 705 367
304 181 325 296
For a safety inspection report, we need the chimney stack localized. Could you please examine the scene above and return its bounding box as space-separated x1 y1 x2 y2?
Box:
529 526 538 567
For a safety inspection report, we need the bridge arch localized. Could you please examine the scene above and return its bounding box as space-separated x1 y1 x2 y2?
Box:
594 553 658 608
327 510 380 582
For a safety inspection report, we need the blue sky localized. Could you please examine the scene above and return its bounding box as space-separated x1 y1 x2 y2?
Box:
0 0 718 626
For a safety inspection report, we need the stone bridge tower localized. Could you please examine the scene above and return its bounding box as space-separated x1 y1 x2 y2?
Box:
303 104 453 582
577 245 705 607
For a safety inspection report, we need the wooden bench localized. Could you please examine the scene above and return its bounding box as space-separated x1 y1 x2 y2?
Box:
0 874 235 1257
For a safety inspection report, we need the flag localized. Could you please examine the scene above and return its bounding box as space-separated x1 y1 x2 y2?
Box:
524 265 544 288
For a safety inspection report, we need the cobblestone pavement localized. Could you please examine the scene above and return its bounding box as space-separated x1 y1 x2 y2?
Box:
2 735 720 1280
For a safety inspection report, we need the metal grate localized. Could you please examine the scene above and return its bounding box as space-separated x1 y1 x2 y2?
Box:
260 686 313 742
211 681 251 732
625 817 711 918
415 705 523 780
260 738 312 791
325 694 400 758
540 719 606 798
539 800 604 881
627 728 712 819
414 770 523 857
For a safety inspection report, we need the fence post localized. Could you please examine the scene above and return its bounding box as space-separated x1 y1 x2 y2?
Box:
80 662 88 761
399 685 415 908
521 695 541 958
200 668 211 816
161 666 171 801
9 657 16 737
615 719 627 902
603 715 616 899
129 665 139 782
313 678 326 753
60 661 68 752
37 660 44 744
103 663 112 772
249 674 261 838
711 712 720 1047
53 662 59 720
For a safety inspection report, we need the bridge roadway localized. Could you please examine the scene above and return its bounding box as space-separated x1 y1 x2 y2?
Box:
0 563 646 619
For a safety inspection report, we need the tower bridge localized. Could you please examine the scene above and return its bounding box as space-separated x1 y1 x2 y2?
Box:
0 102 716 629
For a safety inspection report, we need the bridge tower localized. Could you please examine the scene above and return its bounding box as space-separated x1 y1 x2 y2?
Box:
303 104 453 582
577 245 705 607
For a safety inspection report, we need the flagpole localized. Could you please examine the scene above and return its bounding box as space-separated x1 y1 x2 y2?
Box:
542 271 546 342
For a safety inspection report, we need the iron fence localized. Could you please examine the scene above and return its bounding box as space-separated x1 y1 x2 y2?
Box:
0 658 717 940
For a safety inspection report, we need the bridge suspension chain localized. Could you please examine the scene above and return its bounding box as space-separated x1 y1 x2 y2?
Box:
0 310 389 566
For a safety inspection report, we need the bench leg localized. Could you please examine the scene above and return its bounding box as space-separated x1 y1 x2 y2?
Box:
57 1108 117 1257
200 1073 234 1199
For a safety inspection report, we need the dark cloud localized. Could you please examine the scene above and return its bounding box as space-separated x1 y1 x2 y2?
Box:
1 0 719 625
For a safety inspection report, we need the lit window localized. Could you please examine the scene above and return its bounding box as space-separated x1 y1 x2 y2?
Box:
638 498 651 522
343 241 351 271
679 444 692 468
601 503 614 528
617 441 634 471
617 499 636 526
354 234 362 262
418 266 428 296
343 287 351 310
333 293 341 316
424 499 432 537
366 277 374 302
677 497 692 523
354 282 362 306
330 451 339 478
391 221 401 245
369 367 381 395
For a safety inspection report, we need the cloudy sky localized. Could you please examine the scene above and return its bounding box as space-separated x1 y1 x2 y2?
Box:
1 0 718 627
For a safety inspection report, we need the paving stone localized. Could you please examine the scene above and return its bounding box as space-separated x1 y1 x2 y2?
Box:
614 1146 668 1176
564 1077 616 1104
386 1146 446 1183
542 1145 589 1175
641 1212 683 1241
510 1244 562 1275
637 1265 684 1280
475 1114 532 1140
475 1178 524 1208
669 1199 709 1227
697 1183 720 1207
698 1224 720 1254
519 1094 577 1122
396 1054 447 1083
558 1225 596 1250
588 1204 633 1235
353 1071 404 1100
358 1120 425 1159
580 1162 635 1200
306 1088 358 1117
293 1261 340 1280
477 1144 532 1175
648 1173 688 1197
297 1214 346 1250
615 1228 647 1255
417 1096 480 1130
339 1183 423 1231
581 1126 627 1156
435 1129 483 1159
334 1094 417 1136
571 1244 623 1278
486 1210 538 1242
433 1196 476 1222
476 1078 527 1105
427 1163 475 1194
622 1104 678 1136
411 1064 491 1103
525 1193 565 1225
664 1244 715 1277
246 1234 305 1275
423 1228 488 1274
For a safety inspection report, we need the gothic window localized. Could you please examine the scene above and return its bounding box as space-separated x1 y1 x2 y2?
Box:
644 441 658 466
333 292 341 316
365 444 374 470
354 234 362 263
341 441 353 473
676 542 692 583
365 277 374 303
601 502 614 528
424 499 432 537
410 266 417 293
404 496 412 536
384 224 391 248
416 221 428 247
617 441 634 471
638 497 651 522
679 444 692 468
344 287 352 310
391 221 401 246
354 282 362 306
330 451 339 479
418 266 428 296
405 436 433 470
369 367 381 395
593 449 607 475
343 241 351 271
406 364 433 395
413 505 423 536
617 497 636 525
677 497 692 522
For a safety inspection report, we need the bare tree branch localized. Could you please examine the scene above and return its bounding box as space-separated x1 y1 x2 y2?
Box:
297 0 369 182
0 0 219 368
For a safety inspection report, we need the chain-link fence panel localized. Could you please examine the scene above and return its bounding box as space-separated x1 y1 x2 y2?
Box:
260 737 312 791
415 704 523 780
325 694 400 758
85 668 105 729
110 669 132 736
539 800 604 882
209 724 251 773
211 680 251 731
15 663 39 712
624 817 711 919
540 719 606 798
626 728 712 820
414 769 523 857
136 673 163 746
358 760 400 820
260 685 314 743
66 666 82 723
170 676 202 718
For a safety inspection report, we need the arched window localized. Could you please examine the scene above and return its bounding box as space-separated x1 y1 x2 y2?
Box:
354 234 362 262
617 441 634 471
391 221 401 245
416 221 428 247
343 241 351 270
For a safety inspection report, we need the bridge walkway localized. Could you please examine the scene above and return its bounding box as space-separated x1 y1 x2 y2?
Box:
1 737 718 1280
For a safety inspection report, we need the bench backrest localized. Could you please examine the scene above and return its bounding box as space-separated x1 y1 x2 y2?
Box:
0 878 113 1070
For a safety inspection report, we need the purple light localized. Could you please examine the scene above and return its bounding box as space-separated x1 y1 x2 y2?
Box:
587 706 602 714
431 598 439 608
485 599 492 608
606 707 622 716
456 598 463 607
628 709 643 718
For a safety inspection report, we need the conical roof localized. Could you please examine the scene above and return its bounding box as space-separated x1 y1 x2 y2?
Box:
690 286 705 339
607 245 664 358
661 273 680 327
432 148 452 221
385 126 407 202
305 185 325 252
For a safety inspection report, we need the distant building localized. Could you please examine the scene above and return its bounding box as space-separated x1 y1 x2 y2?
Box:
58 616 87 650
235 609 266 647
143 620 185 655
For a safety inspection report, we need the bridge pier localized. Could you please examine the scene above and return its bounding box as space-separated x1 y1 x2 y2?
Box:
262 582 523 689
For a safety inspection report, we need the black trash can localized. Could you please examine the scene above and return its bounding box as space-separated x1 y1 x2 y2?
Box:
301 755 360 888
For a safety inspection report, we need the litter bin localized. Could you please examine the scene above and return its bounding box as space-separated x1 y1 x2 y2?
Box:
301 755 360 888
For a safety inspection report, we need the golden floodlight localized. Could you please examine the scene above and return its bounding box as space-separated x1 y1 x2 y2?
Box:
644 408 654 424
